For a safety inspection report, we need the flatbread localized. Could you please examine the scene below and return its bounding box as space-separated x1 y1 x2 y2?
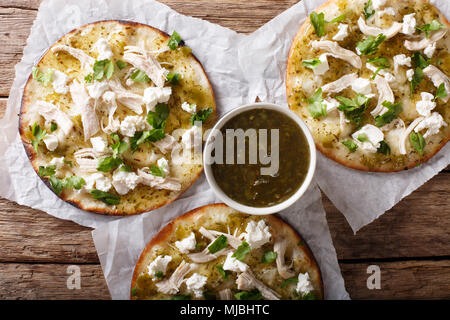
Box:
286 0 450 172
131 203 323 300
19 20 216 215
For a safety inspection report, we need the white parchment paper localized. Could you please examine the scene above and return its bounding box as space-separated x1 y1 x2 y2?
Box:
238 0 450 233
0 0 250 228
92 185 349 300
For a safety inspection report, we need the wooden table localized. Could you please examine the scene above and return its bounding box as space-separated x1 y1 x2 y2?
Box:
0 0 449 300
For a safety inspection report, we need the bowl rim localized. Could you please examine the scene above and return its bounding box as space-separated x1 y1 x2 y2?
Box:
203 102 317 215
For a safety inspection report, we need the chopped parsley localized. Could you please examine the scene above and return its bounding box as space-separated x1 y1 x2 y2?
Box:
364 0 375 20
48 175 86 195
97 156 123 172
38 165 56 177
434 83 447 102
310 12 325 37
261 250 277 263
281 277 299 289
154 271 164 279
207 235 228 254
50 122 58 132
149 164 165 178
308 88 327 119
410 67 424 94
336 94 370 127
302 58 321 69
412 53 431 69
90 189 120 205
130 69 150 83
409 131 426 155
93 59 114 81
416 19 444 38
31 122 46 152
357 133 368 142
168 31 182 50
235 289 263 300
374 101 403 127
356 34 386 55
367 56 390 79
166 72 181 85
342 140 358 153
377 140 391 155
116 60 128 70
216 265 231 280
110 133 129 158
232 241 251 261
32 67 53 86
190 108 213 126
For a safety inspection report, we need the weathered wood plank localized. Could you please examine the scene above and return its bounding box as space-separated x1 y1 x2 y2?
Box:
0 263 110 299
340 260 450 299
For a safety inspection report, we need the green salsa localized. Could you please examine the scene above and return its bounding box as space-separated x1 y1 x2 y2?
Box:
211 109 310 207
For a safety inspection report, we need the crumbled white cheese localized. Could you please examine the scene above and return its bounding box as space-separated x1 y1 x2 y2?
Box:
147 255 172 280
406 69 414 82
119 116 148 137
424 42 436 59
157 157 170 176
376 7 396 18
93 38 113 60
323 98 339 112
87 81 109 99
112 169 140 195
393 54 411 72
181 102 197 114
352 124 384 153
43 134 58 151
243 220 271 249
414 112 448 138
223 252 248 273
366 63 394 82
185 273 208 298
181 126 202 150
52 70 69 94
416 92 436 117
90 136 108 154
175 232 197 254
143 87 172 109
372 0 386 10
296 273 314 295
402 13 416 35
351 77 372 95
84 173 112 192
332 24 349 41
49 157 65 169
312 53 330 75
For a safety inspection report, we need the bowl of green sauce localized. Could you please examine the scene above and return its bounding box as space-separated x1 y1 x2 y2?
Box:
203 102 316 215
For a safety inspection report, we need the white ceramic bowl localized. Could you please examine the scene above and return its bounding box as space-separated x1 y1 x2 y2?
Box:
203 102 316 215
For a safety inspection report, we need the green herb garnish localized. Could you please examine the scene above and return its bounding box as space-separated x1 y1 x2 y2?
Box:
116 60 128 70
166 73 181 85
50 122 58 132
31 122 46 152
310 12 325 37
434 83 447 101
154 271 164 279
130 69 150 83
377 140 391 155
32 67 53 86
216 265 231 280
357 133 368 142
110 133 129 158
97 156 123 172
356 34 386 55
374 101 403 127
308 88 327 119
364 0 375 20
232 241 251 261
416 19 444 38
208 235 228 254
168 31 182 50
93 59 114 81
38 165 56 177
149 164 165 178
302 58 321 69
262 250 278 263
190 108 213 126
235 289 263 300
409 131 426 155
342 140 358 152
281 277 299 289
90 189 120 205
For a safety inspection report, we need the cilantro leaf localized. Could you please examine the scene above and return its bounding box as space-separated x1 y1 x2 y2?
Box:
356 34 386 55
232 241 251 261
149 164 165 178
302 58 321 69
38 165 56 177
374 101 403 127
327 14 346 24
116 60 128 70
216 265 231 280
50 122 58 132
147 103 170 129
281 277 299 289
416 19 444 38
235 289 263 300
410 67 424 94
357 133 368 142
310 12 325 37
31 122 46 152
172 294 191 300
308 88 327 118
377 140 391 155
90 189 120 205
262 250 278 263
367 56 390 79
190 108 213 126
154 271 164 279
434 83 447 101
130 69 150 83
364 0 375 20
168 31 182 50
120 164 132 172
409 131 426 155
412 53 430 69
342 140 358 152
93 59 114 81
32 67 53 86
336 94 370 127
48 175 86 195
301 292 317 300
166 73 181 85
110 133 129 158
207 235 228 254
97 156 123 172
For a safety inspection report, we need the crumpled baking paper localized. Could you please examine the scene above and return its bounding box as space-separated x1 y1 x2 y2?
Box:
92 185 349 300
238 0 450 233
0 0 349 299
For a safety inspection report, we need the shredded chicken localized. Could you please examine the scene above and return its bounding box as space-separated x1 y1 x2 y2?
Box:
155 260 193 295
381 118 405 131
52 44 95 71
236 270 280 300
69 81 100 140
100 91 121 133
357 16 402 39
32 101 73 135
404 29 446 51
123 46 168 88
311 40 362 69
423 65 450 103
207 230 242 249
399 117 425 155
218 288 233 300
273 238 296 279
321 73 358 94
137 168 181 191
371 75 394 117
187 248 231 263
152 134 180 154
108 80 144 114
74 148 109 173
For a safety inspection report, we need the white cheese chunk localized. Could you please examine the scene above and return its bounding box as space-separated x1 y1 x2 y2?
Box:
175 232 197 254
52 70 69 94
181 102 197 114
366 63 394 82
112 169 140 195
416 92 436 117
332 24 349 41
376 7 396 18
43 134 58 151
313 53 330 75
223 252 248 273
90 136 108 154
424 42 436 59
119 116 148 137
143 87 172 109
296 273 314 295
406 69 414 82
402 13 416 35
147 255 172 280
243 220 271 249
352 124 384 153
393 54 411 72
93 38 113 60
157 157 170 176
351 77 373 95
87 81 109 99
372 0 386 10
414 112 448 138
185 273 208 298
323 98 339 113
49 157 65 169
84 173 112 192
